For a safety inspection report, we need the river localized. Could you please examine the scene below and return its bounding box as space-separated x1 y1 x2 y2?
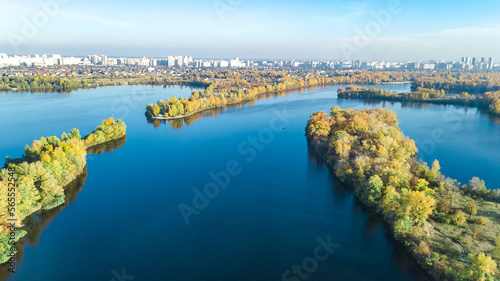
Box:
1 83 499 281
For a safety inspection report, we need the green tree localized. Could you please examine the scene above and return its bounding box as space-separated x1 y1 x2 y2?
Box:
366 175 383 203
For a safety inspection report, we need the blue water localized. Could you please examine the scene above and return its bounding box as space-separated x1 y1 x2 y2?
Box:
1 83 499 281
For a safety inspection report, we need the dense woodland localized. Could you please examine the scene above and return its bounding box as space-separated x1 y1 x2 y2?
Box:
0 118 126 264
306 107 500 281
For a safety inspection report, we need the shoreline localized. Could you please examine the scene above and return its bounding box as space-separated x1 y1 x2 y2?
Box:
307 144 438 281
0 165 87 264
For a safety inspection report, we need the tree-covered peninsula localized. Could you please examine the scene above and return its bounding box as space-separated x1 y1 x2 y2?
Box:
306 107 500 281
145 75 335 119
0 117 126 264
83 117 127 147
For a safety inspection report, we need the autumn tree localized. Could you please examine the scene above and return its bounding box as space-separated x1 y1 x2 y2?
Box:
403 190 435 226
415 241 431 258
466 253 497 281
451 210 466 226
464 201 479 219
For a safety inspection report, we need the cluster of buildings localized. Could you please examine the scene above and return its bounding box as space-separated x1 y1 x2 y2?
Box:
0 53 83 67
459 57 495 70
403 57 495 71
0 53 195 68
0 52 497 71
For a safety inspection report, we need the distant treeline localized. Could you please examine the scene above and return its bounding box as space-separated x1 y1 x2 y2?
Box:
338 85 500 116
411 73 500 94
0 75 209 93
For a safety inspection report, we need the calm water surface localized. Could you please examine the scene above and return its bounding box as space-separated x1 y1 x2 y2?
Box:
1 84 499 281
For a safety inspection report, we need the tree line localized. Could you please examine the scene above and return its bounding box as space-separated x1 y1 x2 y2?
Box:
338 86 500 117
412 73 500 94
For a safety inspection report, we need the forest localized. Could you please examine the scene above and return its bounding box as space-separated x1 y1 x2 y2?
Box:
306 107 500 281
0 117 126 264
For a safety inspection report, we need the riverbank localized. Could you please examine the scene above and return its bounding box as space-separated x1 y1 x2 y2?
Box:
306 107 499 281
0 75 209 94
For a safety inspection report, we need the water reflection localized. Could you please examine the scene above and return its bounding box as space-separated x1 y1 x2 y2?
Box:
0 169 88 280
0 138 126 280
2 82 203 94
349 98 493 116
306 146 432 281
86 136 127 155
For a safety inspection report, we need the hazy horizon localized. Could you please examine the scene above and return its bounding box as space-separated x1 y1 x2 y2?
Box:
1 0 499 61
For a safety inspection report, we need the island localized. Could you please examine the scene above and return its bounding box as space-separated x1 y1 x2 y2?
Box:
0 117 126 264
306 107 499 281
146 71 351 119
337 73 500 117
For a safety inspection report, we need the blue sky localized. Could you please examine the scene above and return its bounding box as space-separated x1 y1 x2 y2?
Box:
1 0 499 60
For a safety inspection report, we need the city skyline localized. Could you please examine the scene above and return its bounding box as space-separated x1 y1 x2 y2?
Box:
1 0 500 60
0 52 496 71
